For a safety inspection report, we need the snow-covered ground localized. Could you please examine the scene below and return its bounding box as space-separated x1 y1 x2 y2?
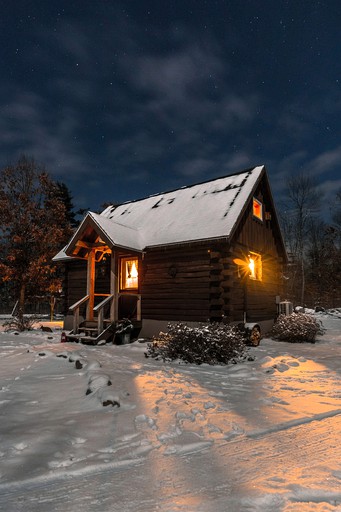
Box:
0 312 340 512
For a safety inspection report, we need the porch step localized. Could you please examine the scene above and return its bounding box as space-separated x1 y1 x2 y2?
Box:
65 320 142 345
66 334 98 345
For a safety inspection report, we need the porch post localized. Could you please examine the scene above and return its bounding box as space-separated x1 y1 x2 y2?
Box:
87 249 96 321
110 252 119 321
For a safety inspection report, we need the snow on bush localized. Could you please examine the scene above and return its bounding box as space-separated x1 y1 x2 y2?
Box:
4 314 38 332
145 322 248 365
270 313 323 343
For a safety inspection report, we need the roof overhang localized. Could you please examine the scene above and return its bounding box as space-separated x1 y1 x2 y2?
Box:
63 212 142 261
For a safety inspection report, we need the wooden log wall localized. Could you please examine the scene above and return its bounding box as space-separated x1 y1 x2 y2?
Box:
64 260 87 312
230 248 282 322
141 245 212 321
208 247 233 322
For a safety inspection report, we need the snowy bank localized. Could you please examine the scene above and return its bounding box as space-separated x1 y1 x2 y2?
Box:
0 310 340 511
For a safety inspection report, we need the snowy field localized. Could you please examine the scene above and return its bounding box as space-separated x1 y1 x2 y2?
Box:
0 312 340 512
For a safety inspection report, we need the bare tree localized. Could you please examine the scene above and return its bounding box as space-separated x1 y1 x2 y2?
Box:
281 173 321 305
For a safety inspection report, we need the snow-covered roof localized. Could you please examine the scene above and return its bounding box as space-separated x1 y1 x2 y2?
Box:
57 166 266 259
99 165 265 250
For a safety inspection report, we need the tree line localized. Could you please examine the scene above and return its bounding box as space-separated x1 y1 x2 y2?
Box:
279 173 341 308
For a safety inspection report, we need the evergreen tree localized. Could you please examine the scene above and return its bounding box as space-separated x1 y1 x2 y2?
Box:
54 182 78 228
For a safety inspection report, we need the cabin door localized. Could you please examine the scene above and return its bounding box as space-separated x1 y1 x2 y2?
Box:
117 255 141 321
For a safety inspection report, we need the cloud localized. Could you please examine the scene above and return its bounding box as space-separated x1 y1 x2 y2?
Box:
306 146 341 177
0 89 89 184
224 152 254 171
128 44 223 102
175 157 216 178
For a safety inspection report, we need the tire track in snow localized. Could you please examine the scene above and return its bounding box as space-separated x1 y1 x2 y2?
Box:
246 408 341 439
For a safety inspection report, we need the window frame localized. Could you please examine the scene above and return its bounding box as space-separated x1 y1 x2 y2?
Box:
120 256 139 291
252 197 263 222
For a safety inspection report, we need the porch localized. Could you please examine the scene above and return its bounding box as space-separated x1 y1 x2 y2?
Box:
66 292 142 344
61 214 142 344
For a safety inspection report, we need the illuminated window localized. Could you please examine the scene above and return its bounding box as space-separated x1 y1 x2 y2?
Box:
253 198 263 221
248 252 262 281
120 257 139 290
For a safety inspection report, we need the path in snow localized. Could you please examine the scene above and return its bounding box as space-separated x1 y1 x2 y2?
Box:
0 315 340 511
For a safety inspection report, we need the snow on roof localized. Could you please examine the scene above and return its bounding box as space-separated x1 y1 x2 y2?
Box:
55 166 265 260
88 211 143 250
98 166 265 249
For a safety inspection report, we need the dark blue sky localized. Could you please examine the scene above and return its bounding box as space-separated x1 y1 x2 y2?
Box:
1 1 340 218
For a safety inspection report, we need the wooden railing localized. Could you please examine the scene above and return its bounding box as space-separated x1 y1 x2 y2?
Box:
93 294 115 333
69 295 90 334
69 292 141 335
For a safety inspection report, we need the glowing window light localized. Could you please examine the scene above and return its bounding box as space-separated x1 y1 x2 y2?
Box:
121 258 139 290
249 256 256 279
248 252 262 281
253 198 263 221
233 253 262 281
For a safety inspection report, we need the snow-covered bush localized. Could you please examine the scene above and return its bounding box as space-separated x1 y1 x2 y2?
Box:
4 314 38 332
145 322 247 365
270 313 322 343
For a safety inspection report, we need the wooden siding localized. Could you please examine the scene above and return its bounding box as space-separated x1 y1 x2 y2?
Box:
229 248 281 322
61 173 285 325
141 245 211 321
224 180 284 322
64 260 87 313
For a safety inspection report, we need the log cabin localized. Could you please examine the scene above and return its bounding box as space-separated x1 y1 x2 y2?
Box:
53 165 287 343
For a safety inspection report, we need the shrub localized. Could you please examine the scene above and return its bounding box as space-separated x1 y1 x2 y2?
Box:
4 314 38 332
145 322 248 365
270 313 323 343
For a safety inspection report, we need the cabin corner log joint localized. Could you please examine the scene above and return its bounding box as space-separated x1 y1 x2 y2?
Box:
53 165 287 342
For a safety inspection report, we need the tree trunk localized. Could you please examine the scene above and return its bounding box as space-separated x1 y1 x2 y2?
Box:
300 257 305 305
18 282 26 328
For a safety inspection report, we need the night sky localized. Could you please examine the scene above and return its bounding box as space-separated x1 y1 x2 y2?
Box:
1 1 340 218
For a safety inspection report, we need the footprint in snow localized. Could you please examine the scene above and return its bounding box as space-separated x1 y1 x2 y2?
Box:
157 427 182 443
204 401 216 410
207 423 223 434
86 360 102 370
274 363 289 372
163 440 213 456
287 360 300 367
223 422 245 440
70 437 87 446
135 414 158 430
175 411 195 424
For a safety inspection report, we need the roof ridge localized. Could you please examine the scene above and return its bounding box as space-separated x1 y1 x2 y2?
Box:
90 211 140 232
103 165 264 212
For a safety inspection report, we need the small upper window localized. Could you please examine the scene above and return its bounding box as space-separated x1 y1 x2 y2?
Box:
253 198 263 221
120 257 138 290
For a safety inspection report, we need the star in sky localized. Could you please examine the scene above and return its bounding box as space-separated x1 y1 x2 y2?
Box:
0 0 340 219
